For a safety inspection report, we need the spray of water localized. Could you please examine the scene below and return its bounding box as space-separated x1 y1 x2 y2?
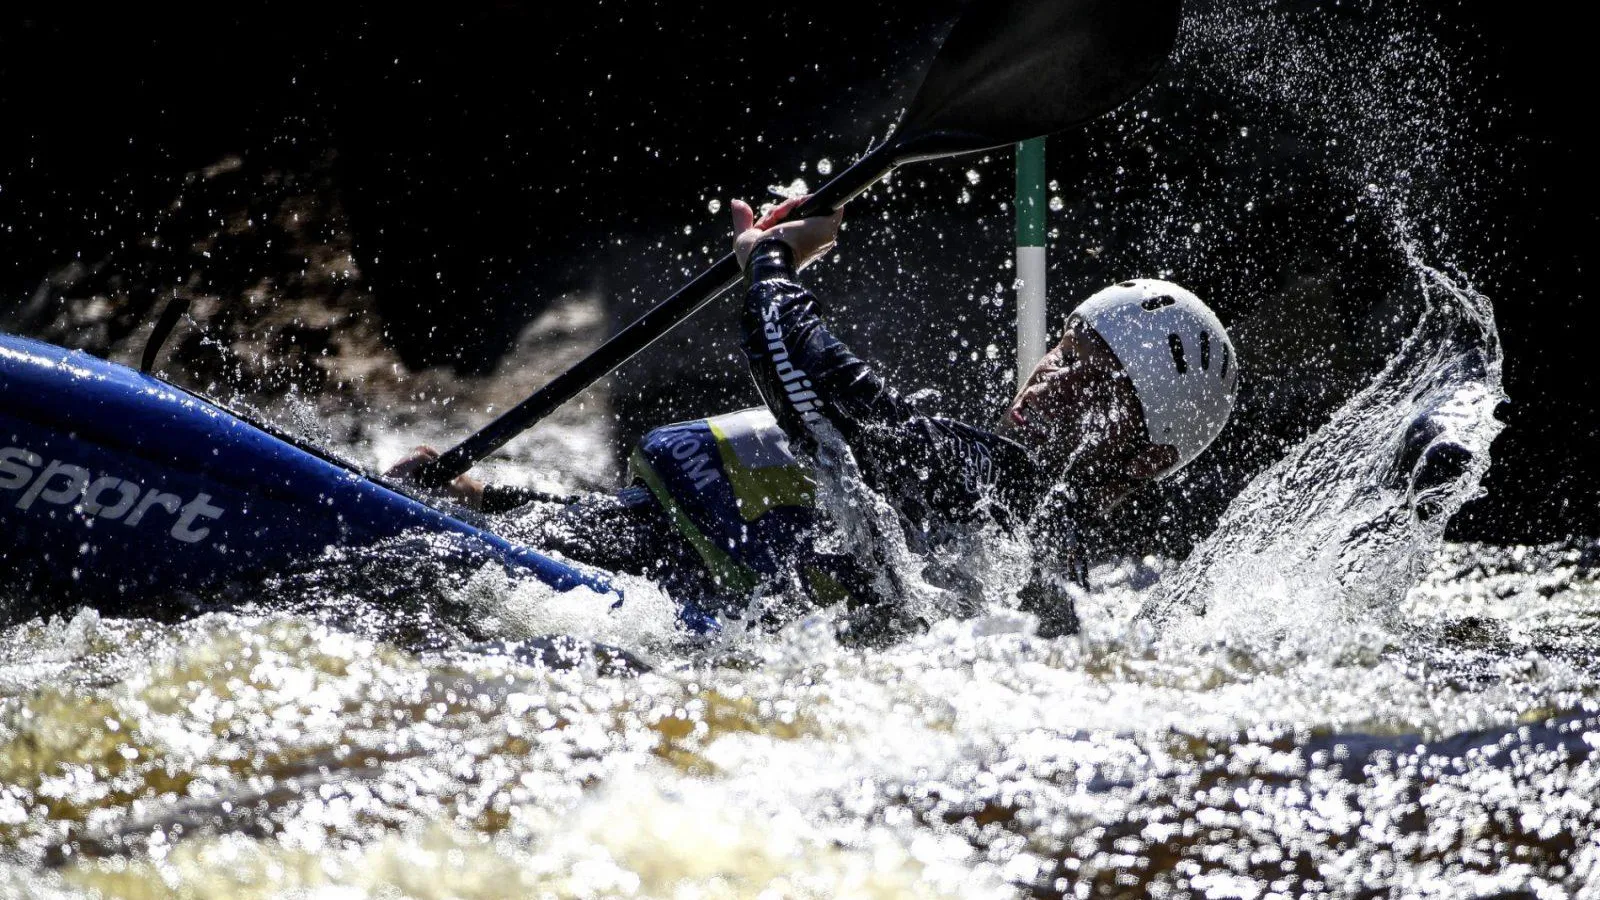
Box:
448 567 685 661
1142 257 1503 638
1049 0 1511 644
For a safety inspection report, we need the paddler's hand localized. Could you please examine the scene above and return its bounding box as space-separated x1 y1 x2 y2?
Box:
731 194 843 271
385 446 486 510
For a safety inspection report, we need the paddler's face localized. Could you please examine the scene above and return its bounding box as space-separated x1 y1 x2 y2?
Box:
1000 316 1174 478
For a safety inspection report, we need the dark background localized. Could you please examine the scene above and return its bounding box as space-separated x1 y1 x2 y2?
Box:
1 1 1592 547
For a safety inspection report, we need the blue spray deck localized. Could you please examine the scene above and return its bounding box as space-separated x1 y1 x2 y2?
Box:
0 333 618 606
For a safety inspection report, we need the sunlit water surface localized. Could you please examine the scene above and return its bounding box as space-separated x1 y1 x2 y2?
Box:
2 537 1597 898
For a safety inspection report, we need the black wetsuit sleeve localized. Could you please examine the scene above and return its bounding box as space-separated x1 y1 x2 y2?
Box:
740 238 913 447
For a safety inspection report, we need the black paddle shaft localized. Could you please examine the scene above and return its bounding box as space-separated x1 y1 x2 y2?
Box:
416 0 1181 488
414 145 898 488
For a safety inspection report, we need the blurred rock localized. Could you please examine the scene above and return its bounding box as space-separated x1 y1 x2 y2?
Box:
4 146 394 401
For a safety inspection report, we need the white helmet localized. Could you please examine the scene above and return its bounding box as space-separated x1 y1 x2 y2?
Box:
1072 279 1239 474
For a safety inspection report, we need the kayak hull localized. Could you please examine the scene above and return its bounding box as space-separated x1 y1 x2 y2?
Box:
0 333 613 607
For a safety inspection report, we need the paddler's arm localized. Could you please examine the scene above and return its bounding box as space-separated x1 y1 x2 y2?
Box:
731 197 912 447
385 446 544 513
1016 484 1090 636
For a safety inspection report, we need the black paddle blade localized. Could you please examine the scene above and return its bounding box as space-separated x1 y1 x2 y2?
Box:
896 0 1182 160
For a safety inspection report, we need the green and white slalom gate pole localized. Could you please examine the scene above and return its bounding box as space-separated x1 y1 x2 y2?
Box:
1015 137 1048 389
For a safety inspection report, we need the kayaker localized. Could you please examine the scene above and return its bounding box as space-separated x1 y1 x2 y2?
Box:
390 196 1240 638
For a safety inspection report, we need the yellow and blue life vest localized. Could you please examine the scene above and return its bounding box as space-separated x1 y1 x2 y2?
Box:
629 407 838 596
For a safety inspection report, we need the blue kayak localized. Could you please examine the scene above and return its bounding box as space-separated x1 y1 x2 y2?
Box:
0 332 618 608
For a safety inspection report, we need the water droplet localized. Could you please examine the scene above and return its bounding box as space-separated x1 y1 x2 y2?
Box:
770 178 809 200
816 158 833 176
707 199 722 214
966 170 981 185
1048 196 1064 212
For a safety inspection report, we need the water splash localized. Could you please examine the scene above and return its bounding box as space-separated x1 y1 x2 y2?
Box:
448 566 684 661
1142 256 1504 639
796 421 1038 641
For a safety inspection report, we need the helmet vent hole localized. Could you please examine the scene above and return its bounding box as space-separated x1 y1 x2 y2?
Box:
1199 331 1211 370
1221 342 1230 378
1142 295 1176 311
1168 333 1188 374
1119 280 1138 288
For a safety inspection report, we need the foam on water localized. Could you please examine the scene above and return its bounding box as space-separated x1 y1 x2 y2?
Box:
449 566 686 660
2 538 1598 897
